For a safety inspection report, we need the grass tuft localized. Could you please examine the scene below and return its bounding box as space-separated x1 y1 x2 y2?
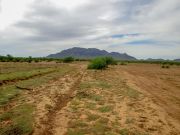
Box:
98 105 113 113
0 104 34 135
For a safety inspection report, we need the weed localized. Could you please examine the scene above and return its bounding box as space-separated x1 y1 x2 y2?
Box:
68 120 88 128
85 102 96 110
77 90 102 102
87 113 100 121
91 121 110 134
98 105 113 113
0 86 20 105
0 124 24 135
70 105 79 112
66 129 85 135
80 80 111 90
44 104 53 111
105 131 117 135
118 128 130 135
97 117 109 124
124 88 140 99
71 99 81 106
90 94 102 101
119 62 127 65
0 104 34 135
0 68 56 81
125 117 134 124
98 81 111 89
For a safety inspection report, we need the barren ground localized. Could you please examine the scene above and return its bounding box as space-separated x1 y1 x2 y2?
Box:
0 62 180 135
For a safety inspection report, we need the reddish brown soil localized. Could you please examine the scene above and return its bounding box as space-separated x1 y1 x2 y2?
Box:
117 64 180 122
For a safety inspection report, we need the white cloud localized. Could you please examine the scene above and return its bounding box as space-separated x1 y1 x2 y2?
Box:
0 0 180 59
0 0 33 30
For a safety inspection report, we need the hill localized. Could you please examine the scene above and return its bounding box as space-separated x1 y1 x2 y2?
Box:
47 47 136 60
174 59 180 62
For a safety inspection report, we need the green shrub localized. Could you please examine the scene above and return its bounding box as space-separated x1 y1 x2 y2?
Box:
88 57 107 70
161 65 170 68
88 57 117 70
104 57 117 65
27 56 32 63
120 62 127 65
63 57 74 63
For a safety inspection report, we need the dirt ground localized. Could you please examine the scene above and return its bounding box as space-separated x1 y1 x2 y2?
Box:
31 63 180 135
117 64 180 123
1 62 180 135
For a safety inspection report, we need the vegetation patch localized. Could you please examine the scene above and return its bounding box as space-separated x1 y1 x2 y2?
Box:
97 117 109 124
77 90 102 102
63 57 74 63
16 67 70 89
0 68 56 82
98 105 113 113
125 117 135 124
68 120 88 128
0 86 20 105
118 128 130 135
161 65 170 68
80 80 111 90
85 102 97 110
87 113 100 121
91 121 110 134
88 57 117 70
88 57 107 70
0 104 34 135
124 88 140 99
119 62 127 65
66 129 85 135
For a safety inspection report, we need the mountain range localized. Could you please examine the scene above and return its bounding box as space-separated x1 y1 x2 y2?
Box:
47 47 136 60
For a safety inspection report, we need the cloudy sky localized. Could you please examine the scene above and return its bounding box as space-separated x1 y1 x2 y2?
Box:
0 0 180 59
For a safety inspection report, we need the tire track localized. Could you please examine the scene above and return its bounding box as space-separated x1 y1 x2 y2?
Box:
43 72 84 135
32 67 85 135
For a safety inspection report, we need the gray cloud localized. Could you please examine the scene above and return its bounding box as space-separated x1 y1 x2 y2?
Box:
14 1 105 41
0 0 180 59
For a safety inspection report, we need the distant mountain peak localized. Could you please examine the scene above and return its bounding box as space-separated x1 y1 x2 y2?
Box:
47 47 136 60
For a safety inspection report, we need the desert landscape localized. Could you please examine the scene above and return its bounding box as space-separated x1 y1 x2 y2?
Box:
0 0 180 134
0 61 180 135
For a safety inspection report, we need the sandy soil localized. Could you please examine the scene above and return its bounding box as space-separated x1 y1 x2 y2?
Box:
29 63 180 135
117 64 180 122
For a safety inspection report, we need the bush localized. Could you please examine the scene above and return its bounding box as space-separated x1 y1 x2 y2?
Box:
161 65 170 68
104 57 117 65
88 57 117 70
119 62 127 65
63 57 74 63
88 57 107 70
27 56 32 63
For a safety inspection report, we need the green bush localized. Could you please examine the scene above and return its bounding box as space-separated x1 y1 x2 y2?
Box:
88 57 107 70
161 65 170 68
104 57 117 65
63 57 74 63
119 62 127 65
88 57 117 70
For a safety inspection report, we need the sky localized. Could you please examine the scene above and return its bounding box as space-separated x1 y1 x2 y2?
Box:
0 0 180 59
